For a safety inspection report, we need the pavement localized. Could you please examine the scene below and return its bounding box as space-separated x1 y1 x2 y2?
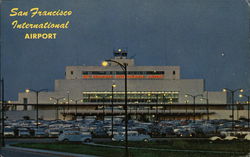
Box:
1 145 99 157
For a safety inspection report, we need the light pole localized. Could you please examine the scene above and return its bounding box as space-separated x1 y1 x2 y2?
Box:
200 97 209 121
70 99 83 118
111 84 116 137
1 79 5 147
50 97 65 120
185 94 203 123
239 94 250 129
102 97 105 122
223 88 243 131
102 60 128 157
156 94 159 122
67 91 70 111
185 100 189 121
25 88 48 129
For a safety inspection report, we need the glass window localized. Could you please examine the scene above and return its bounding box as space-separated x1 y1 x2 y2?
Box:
92 71 106 75
116 71 124 75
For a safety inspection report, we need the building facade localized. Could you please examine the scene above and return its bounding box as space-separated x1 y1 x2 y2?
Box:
9 49 241 120
18 49 229 105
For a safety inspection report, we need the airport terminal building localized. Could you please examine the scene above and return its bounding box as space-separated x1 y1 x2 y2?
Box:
9 49 246 120
18 49 228 104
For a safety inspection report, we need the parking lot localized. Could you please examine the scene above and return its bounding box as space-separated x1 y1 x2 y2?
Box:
2 116 250 140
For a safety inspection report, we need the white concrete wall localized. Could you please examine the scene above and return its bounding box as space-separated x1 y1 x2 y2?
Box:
6 110 57 120
16 78 231 104
206 91 229 104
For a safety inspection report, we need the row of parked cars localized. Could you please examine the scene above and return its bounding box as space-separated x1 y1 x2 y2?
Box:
2 117 250 141
210 134 250 141
57 130 152 143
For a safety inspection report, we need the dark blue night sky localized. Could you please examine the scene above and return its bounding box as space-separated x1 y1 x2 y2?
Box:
1 0 250 100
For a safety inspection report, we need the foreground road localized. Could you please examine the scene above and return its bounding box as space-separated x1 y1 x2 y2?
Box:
1 138 98 157
0 147 62 157
5 138 57 145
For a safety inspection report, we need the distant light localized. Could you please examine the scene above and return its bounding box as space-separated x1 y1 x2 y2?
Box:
222 89 227 92
240 89 244 93
102 61 108 67
112 84 117 88
49 97 52 100
118 49 122 52
185 95 188 98
239 94 243 98
25 89 30 93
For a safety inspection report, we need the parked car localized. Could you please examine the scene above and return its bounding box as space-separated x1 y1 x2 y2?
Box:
209 136 223 141
92 128 108 137
176 130 193 137
47 128 60 137
34 129 47 137
4 127 15 137
159 127 175 136
18 128 30 137
58 131 92 142
224 136 238 141
112 131 151 142
244 134 250 141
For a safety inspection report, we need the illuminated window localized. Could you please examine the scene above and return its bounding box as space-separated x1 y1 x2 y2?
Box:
82 91 179 103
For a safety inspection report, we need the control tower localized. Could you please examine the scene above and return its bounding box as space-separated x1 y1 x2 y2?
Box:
110 48 135 66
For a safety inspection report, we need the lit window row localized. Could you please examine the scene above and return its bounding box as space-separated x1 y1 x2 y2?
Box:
82 71 164 75
82 91 179 103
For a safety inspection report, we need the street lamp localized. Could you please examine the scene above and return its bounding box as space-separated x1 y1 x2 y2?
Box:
239 94 250 129
184 94 203 123
50 97 65 120
25 88 48 129
102 60 129 157
223 88 243 131
111 84 116 137
70 99 83 117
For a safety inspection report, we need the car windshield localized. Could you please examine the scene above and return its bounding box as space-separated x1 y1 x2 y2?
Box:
65 132 81 135
4 128 13 131
50 129 59 132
